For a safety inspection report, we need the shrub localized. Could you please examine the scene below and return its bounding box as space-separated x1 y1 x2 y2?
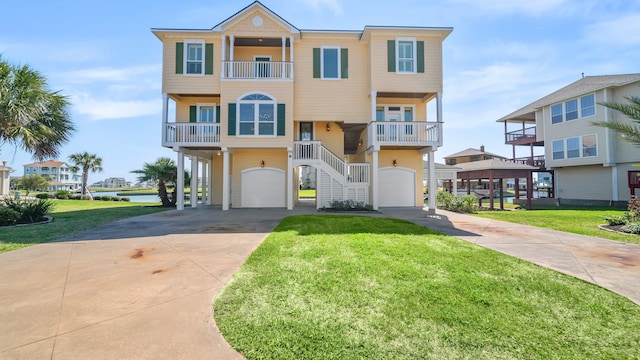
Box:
628 198 640 221
604 214 628 226
55 190 72 199
436 192 478 213
325 200 373 211
35 193 49 199
112 196 121 202
100 196 112 201
2 198 55 223
121 197 131 202
93 196 101 200
0 206 20 226
622 222 640 234
81 195 92 200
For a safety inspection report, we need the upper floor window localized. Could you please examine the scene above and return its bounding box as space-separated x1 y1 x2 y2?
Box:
397 39 416 73
313 47 348 79
186 41 204 75
388 38 424 73
238 93 276 136
552 139 564 160
552 134 597 160
550 93 596 124
175 41 214 76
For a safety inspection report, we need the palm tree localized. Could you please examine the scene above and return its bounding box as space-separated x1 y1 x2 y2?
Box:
0 56 74 160
132 157 189 207
593 96 640 146
68 152 103 195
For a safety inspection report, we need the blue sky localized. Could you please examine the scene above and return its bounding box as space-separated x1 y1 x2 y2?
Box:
1 0 639 184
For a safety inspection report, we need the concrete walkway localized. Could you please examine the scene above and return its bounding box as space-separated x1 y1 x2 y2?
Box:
1 206 639 359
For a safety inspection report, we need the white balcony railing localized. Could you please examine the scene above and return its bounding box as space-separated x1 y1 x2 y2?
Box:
368 121 442 147
163 122 221 147
222 61 293 80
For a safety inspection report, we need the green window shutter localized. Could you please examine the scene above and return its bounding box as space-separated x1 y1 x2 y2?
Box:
313 48 321 78
205 43 214 75
387 40 395 72
417 41 424 73
277 104 286 136
189 105 197 122
176 42 184 74
228 103 236 136
340 48 348 79
215 105 220 123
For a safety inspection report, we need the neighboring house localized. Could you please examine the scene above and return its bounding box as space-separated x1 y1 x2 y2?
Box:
22 160 81 192
498 74 640 205
152 1 452 211
444 146 506 165
104 177 127 188
422 161 460 194
0 161 14 196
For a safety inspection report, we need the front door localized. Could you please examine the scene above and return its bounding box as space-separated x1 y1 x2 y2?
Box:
298 122 314 159
387 109 401 140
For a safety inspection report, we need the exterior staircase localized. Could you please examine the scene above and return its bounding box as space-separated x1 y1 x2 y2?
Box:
293 141 369 207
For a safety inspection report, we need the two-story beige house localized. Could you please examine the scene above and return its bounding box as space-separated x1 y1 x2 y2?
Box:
152 1 452 211
498 74 640 205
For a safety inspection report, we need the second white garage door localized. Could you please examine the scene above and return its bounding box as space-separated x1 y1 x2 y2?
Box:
241 168 285 208
378 167 415 207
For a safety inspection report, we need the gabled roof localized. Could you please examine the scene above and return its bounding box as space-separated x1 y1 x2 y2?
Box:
497 73 640 123
23 160 67 167
423 161 461 170
444 148 506 160
455 159 537 172
212 1 299 33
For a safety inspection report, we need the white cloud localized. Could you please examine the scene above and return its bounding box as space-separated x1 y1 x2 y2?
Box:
299 0 344 16
71 93 160 121
585 14 640 47
62 64 162 84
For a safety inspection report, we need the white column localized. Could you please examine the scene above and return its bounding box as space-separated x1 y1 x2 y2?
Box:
207 159 213 205
177 151 184 210
436 92 443 147
221 35 226 78
229 35 235 78
222 148 230 210
162 93 168 146
427 150 436 214
201 159 207 205
612 166 619 201
190 156 198 208
452 175 458 195
289 36 294 79
372 150 379 210
287 147 293 210
281 36 286 79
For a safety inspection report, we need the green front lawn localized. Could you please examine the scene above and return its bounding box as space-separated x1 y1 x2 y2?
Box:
474 205 640 245
215 215 640 359
0 200 168 253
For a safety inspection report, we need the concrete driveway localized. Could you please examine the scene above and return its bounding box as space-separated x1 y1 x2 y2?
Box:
0 206 314 359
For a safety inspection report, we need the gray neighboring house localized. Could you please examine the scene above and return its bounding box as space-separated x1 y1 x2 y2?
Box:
498 74 640 205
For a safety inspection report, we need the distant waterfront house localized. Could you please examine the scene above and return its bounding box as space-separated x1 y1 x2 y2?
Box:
22 160 81 192
152 1 452 212
444 145 506 166
498 74 640 205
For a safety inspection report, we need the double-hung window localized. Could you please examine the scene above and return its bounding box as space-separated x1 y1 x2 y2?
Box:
238 94 276 136
552 140 564 160
397 38 416 73
551 104 563 124
565 99 578 121
566 137 580 158
185 41 204 75
550 93 596 124
580 94 595 117
582 135 597 157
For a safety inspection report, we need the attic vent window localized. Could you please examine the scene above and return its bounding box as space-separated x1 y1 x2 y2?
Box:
253 16 263 26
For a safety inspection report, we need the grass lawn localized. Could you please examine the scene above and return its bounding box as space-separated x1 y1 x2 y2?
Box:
215 215 640 360
0 199 169 253
474 205 640 245
299 189 316 198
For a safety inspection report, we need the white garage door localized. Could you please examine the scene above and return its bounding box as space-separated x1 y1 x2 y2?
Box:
379 167 415 207
241 168 286 208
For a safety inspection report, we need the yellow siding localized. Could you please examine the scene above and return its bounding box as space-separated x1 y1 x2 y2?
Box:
293 36 371 122
378 149 424 205
222 8 291 35
314 122 345 157
174 96 221 122
161 35 222 94
234 46 286 62
370 34 443 93
231 149 288 207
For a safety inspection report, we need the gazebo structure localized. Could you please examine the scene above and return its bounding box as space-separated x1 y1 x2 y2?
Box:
0 161 14 196
456 159 537 210
423 161 461 194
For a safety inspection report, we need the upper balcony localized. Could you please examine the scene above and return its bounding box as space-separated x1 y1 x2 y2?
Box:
368 121 442 149
222 60 293 80
163 122 220 148
505 126 544 146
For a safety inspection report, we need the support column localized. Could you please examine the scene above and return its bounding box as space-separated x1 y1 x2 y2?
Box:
282 36 286 79
452 176 458 195
222 148 230 210
287 147 293 210
436 92 443 147
372 150 379 210
207 159 213 205
191 156 198 208
161 93 168 146
201 159 208 205
527 171 533 210
221 35 226 78
177 151 184 210
289 36 294 79
427 150 436 214
229 35 235 78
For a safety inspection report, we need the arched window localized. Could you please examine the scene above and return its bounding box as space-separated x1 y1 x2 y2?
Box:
237 93 276 136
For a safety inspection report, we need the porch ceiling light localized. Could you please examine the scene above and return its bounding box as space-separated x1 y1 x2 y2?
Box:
326 123 331 132
260 160 265 168
392 159 397 167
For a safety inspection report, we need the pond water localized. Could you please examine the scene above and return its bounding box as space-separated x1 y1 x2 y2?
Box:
91 191 160 203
